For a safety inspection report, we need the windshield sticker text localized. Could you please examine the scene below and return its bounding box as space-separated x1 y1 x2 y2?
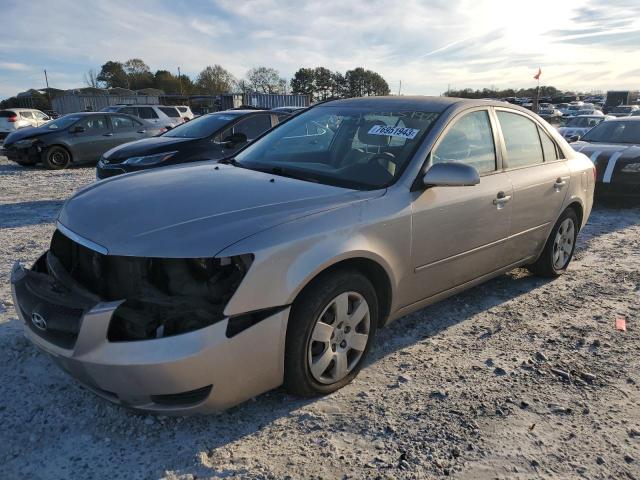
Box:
368 125 420 139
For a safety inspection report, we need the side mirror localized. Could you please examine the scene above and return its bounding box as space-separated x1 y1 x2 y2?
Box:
70 125 86 133
568 134 581 142
222 132 248 148
422 162 480 188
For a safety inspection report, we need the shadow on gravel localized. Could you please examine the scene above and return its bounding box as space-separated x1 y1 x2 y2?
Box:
578 202 640 250
0 200 64 228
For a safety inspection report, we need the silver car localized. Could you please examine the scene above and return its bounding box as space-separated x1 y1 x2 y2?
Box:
11 97 595 413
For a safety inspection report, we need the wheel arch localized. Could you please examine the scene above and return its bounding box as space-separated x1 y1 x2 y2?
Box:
43 143 74 163
565 200 584 230
290 255 394 329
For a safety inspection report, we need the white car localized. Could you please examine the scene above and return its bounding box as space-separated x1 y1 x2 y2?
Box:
558 114 613 141
101 105 184 129
175 106 195 121
0 108 50 142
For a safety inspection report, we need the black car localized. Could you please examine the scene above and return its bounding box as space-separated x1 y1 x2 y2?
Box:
571 117 640 198
96 109 285 179
2 112 163 170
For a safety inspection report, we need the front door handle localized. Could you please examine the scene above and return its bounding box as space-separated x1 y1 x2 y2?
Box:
103 133 114 137
493 191 512 205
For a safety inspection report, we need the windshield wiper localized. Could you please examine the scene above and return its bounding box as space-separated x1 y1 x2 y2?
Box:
218 157 244 167
260 166 321 184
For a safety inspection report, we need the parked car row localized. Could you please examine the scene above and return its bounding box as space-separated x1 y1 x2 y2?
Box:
0 108 52 142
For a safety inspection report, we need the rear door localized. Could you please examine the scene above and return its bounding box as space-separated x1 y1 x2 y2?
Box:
409 108 513 303
137 106 161 127
70 115 113 163
108 115 146 147
495 109 570 263
20 110 37 128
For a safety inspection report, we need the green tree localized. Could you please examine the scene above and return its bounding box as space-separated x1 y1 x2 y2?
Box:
290 68 316 99
123 58 154 90
313 67 334 100
195 65 236 94
154 70 181 94
96 61 128 88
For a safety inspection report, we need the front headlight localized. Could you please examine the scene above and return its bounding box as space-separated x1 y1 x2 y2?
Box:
621 163 640 173
15 138 37 148
123 151 177 166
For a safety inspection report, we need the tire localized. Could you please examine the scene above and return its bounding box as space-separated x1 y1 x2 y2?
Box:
43 146 71 170
527 208 579 277
284 269 379 397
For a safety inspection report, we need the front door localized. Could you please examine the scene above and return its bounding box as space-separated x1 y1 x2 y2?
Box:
409 109 513 303
71 115 113 163
495 110 571 263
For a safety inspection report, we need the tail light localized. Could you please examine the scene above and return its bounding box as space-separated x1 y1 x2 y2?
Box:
7 115 17 123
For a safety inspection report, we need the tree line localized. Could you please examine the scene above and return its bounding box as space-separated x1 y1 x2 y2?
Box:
445 86 563 99
83 58 389 99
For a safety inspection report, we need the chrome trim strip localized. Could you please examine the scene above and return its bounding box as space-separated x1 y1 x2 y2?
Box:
56 222 109 255
415 222 550 272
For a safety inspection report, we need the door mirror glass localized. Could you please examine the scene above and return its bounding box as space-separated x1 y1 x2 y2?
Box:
422 162 480 187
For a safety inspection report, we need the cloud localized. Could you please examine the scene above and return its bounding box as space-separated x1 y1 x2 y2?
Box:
0 0 639 99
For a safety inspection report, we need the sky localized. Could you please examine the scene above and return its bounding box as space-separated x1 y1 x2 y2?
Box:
1 0 639 99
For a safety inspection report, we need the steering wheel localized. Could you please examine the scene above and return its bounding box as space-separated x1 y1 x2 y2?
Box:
364 152 399 175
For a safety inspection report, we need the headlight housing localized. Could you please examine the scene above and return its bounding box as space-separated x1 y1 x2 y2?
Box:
123 151 177 166
15 138 38 148
621 162 640 173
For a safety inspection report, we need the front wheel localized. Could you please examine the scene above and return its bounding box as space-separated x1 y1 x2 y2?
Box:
527 208 579 277
284 270 378 396
43 146 71 170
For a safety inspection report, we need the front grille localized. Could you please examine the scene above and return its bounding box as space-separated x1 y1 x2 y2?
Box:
50 229 251 341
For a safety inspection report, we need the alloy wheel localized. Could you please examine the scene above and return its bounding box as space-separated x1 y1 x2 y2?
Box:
308 291 370 384
553 218 575 270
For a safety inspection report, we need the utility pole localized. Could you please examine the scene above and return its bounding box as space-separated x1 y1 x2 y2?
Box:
43 69 51 108
398 80 402 96
178 66 183 96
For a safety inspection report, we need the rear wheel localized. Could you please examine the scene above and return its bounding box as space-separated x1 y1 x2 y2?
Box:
284 270 378 396
43 146 71 170
527 208 579 277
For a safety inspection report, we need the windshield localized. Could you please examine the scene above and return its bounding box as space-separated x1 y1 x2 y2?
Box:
567 117 602 128
44 115 82 129
163 113 238 138
582 120 640 144
234 105 439 190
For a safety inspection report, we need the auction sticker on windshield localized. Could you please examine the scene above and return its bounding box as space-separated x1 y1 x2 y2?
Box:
368 125 420 139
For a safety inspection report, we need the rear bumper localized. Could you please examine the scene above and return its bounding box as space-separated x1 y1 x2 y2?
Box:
11 258 290 414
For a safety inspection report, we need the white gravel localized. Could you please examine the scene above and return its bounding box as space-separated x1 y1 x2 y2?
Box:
0 156 639 479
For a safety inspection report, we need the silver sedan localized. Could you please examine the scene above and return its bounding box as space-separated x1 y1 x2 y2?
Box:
11 96 595 413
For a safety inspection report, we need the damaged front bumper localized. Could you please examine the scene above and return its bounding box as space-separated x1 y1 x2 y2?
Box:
10 255 290 414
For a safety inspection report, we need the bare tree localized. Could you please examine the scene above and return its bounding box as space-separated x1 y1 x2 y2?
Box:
84 69 99 88
247 67 284 94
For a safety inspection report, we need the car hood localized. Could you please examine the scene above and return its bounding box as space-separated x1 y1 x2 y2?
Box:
103 135 195 161
58 163 383 257
3 125 56 145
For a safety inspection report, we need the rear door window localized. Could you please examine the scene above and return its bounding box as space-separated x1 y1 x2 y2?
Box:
233 114 272 140
21 111 34 119
138 107 158 119
111 115 137 130
496 111 544 168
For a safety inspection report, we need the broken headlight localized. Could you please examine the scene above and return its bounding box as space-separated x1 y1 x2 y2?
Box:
107 254 253 341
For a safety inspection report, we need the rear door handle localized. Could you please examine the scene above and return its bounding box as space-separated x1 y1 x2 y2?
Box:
554 177 567 188
103 133 114 137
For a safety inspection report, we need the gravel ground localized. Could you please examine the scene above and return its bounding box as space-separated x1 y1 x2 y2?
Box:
0 156 639 480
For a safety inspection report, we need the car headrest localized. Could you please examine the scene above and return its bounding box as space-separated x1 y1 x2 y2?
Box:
357 120 391 146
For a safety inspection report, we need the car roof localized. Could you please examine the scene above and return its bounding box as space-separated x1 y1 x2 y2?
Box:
318 95 533 114
606 116 640 122
1 108 41 112
220 109 268 115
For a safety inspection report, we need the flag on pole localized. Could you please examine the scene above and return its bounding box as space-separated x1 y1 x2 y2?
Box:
533 67 542 80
